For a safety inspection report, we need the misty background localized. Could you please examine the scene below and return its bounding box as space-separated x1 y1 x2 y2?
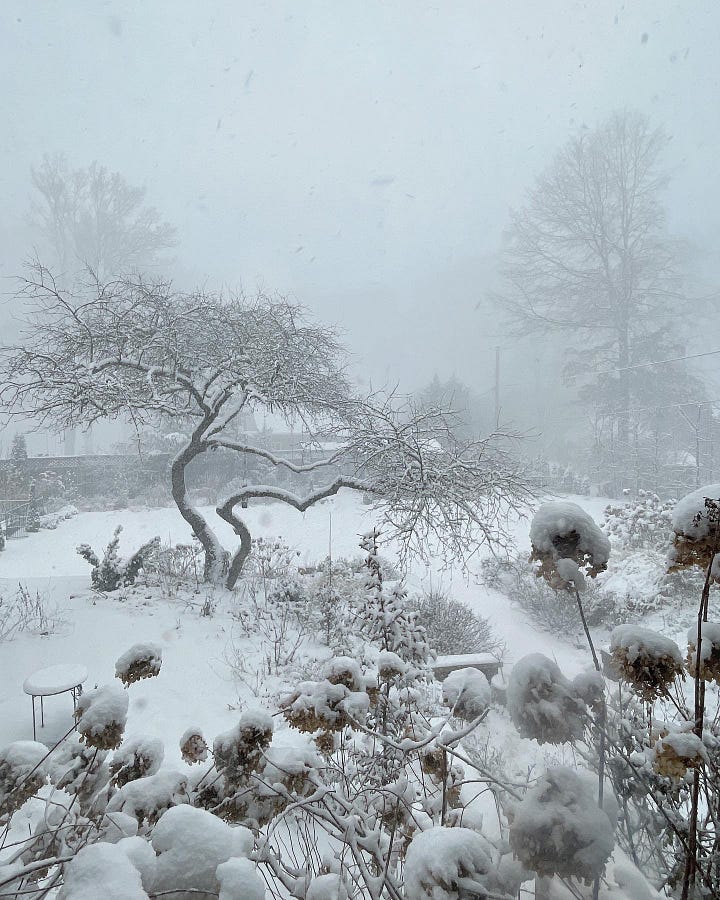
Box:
1 0 719 466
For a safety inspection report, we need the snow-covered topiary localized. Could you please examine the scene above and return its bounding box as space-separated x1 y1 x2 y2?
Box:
75 684 129 750
404 826 494 899
506 654 586 744
509 766 615 881
115 643 163 686
610 625 684 701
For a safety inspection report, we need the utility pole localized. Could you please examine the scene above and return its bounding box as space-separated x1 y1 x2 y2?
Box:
494 346 500 426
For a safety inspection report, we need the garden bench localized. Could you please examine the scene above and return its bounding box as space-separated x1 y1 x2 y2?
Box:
23 664 88 741
432 652 502 683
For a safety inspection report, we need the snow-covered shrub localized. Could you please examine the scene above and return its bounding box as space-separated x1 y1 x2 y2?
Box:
506 653 586 744
668 484 720 573
441 667 491 721
530 500 611 589
404 826 494 899
115 643 162 685
687 621 720 683
0 741 48 821
412 588 497 655
481 553 620 631
609 625 684 701
143 539 203 591
603 490 674 550
77 525 160 592
509 766 614 881
75 684 129 750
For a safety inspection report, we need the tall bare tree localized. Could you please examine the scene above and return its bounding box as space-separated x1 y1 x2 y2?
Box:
0 265 530 588
31 154 177 282
495 110 692 465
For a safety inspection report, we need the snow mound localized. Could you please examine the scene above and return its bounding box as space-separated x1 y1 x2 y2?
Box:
58 841 148 899
150 804 253 899
216 857 266 900
306 873 349 900
404 826 493 899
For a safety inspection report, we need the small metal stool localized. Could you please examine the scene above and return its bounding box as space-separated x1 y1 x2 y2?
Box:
23 664 89 741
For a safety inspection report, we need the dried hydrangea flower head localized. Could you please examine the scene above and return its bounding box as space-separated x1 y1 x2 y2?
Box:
668 487 720 574
509 767 615 881
115 643 163 686
75 684 129 750
0 741 48 821
686 621 720 684
653 732 707 779
610 625 684 701
441 667 491 722
214 708 273 786
109 735 164 787
180 727 208 765
529 501 610 590
506 654 586 744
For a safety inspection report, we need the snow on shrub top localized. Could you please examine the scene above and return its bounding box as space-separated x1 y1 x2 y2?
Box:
509 766 614 881
106 768 189 825
149 804 253 898
404 825 493 899
442 667 491 720
306 873 349 900
57 841 149 900
671 483 720 539
216 856 266 900
530 501 611 567
75 684 129 750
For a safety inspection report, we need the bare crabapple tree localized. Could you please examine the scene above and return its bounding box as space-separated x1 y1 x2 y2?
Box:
0 264 532 589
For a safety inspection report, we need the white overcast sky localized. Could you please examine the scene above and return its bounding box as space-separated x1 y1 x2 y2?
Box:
1 0 718 390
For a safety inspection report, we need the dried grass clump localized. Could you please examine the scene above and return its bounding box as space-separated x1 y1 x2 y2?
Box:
180 729 209 765
610 626 684 701
0 742 48 820
654 733 707 779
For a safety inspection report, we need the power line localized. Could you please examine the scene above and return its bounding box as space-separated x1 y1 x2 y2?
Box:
616 348 720 373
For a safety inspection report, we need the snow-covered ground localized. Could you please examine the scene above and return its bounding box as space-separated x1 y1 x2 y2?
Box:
0 491 620 764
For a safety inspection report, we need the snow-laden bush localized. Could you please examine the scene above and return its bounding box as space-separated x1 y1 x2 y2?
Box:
412 588 498 655
509 766 615 881
77 525 160 592
603 490 674 550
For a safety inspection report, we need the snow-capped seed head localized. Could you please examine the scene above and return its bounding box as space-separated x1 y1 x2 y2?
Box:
509 766 614 882
323 656 363 690
506 654 586 745
180 728 209 765
115 642 163 686
529 501 610 589
654 732 707 779
377 650 406 682
283 680 350 733
75 684 129 750
669 486 720 573
0 741 49 821
404 826 494 899
442 667 491 721
610 625 684 701
109 735 164 787
213 708 273 784
687 621 720 684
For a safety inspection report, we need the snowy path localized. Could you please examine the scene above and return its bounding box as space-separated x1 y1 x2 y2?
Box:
0 492 609 755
